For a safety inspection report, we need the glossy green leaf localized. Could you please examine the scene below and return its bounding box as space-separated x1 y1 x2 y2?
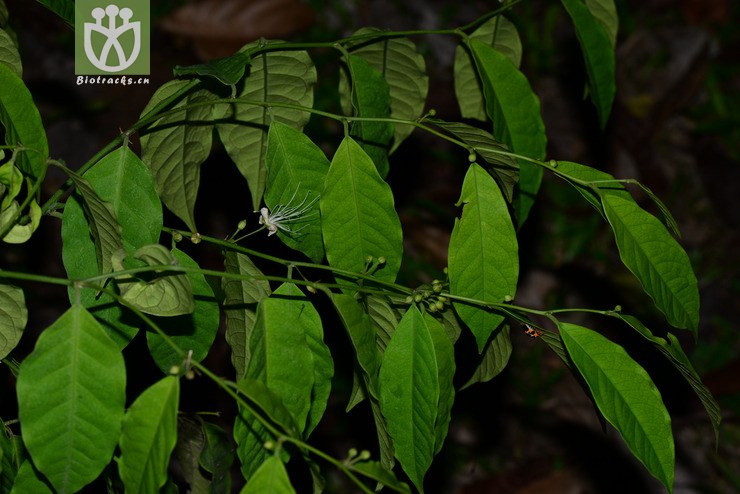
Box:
10 461 52 494
16 305 126 493
140 80 214 231
0 63 48 180
0 197 40 244
146 248 219 372
560 322 674 492
35 0 73 25
365 294 400 353
601 194 699 333
321 137 403 284
349 460 411 493
454 16 522 121
264 121 329 262
428 119 518 203
215 46 316 211
616 313 720 443
342 28 428 153
341 55 393 177
61 147 162 348
115 244 195 317
223 251 271 378
448 163 518 351
174 50 251 86
0 282 26 359
240 456 295 494
63 165 124 277
118 376 180 494
424 313 455 455
379 305 438 492
460 325 512 390
585 0 618 47
199 421 234 494
470 39 547 225
437 308 463 344
562 0 616 128
0 29 20 77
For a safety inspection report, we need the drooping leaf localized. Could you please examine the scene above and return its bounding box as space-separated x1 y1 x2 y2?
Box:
379 306 438 492
562 0 616 128
264 121 329 262
174 50 251 86
470 39 547 226
448 163 518 351
114 244 195 317
9 461 52 494
601 194 699 333
349 460 411 494
615 313 721 443
118 376 180 494
0 29 21 77
461 325 512 389
560 322 674 492
35 0 74 25
0 282 26 359
0 63 48 180
342 28 428 153
146 248 220 372
365 294 400 353
199 421 234 494
215 46 316 211
0 198 41 244
223 251 271 378
0 426 22 491
585 0 618 47
140 80 215 231
454 16 522 120
321 137 403 285
340 55 393 177
240 456 295 494
173 416 210 494
61 147 162 348
428 119 518 203
16 305 126 493
370 396 395 471
424 313 455 455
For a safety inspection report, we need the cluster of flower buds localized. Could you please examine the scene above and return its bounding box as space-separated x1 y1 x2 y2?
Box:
405 279 450 313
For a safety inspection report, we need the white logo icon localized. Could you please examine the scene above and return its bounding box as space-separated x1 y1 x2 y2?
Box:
84 4 141 72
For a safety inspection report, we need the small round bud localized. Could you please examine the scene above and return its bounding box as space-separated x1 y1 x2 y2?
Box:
428 109 437 117
348 448 358 458
422 290 431 299
468 153 476 162
359 450 371 460
191 232 202 244
614 305 622 312
435 300 444 311
307 284 317 294
173 232 183 242
264 441 275 450
377 256 386 265
185 370 195 380
504 295 513 302
169 365 180 375
365 255 373 264
428 304 437 313
432 282 442 293
413 293 423 303
237 219 247 230
438 296 448 304
443 267 448 274
405 295 413 304
549 159 558 168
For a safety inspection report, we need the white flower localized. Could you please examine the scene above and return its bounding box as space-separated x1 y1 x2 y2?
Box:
258 189 319 236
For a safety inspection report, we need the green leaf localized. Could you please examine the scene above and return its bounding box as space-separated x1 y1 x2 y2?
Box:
174 50 251 86
0 29 21 77
173 416 210 494
321 137 403 284
460 325 512 390
470 39 547 226
140 80 214 231
61 147 162 348
448 163 518 351
340 55 393 177
10 461 52 494
559 322 674 492
585 0 618 47
215 46 316 211
199 421 234 494
0 282 26 359
424 313 455 455
223 251 271 378
601 194 700 333
0 63 48 180
454 16 522 121
349 460 411 493
1 422 21 490
365 294 400 353
342 28 428 153
115 244 195 317
246 283 331 434
240 456 295 494
146 248 220 372
428 119 519 203
264 121 329 262
379 305 438 492
0 198 41 244
119 376 180 494
562 0 616 128
615 314 721 443
16 305 126 493
35 0 74 25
